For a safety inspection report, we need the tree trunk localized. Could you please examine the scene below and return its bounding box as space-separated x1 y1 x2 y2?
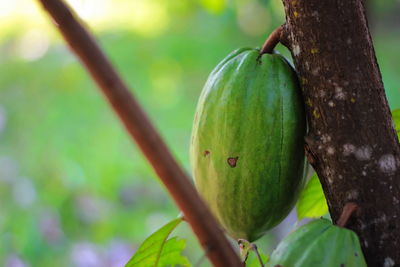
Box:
281 0 400 266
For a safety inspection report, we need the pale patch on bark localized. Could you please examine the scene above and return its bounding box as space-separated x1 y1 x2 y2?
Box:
311 67 320 75
355 146 372 161
347 190 359 200
378 154 397 174
334 86 346 100
343 143 356 156
327 146 335 155
321 134 331 144
383 257 395 267
292 44 301 56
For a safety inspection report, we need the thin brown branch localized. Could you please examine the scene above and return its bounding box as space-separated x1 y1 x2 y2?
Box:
250 244 265 267
336 202 358 227
260 25 283 55
36 0 242 266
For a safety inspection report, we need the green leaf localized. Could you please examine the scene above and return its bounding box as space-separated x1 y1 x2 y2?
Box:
393 109 400 138
296 173 329 220
238 239 268 267
238 239 252 262
245 248 268 267
125 217 190 267
200 0 227 14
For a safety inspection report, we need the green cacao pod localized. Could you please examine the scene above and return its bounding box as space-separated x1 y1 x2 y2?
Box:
268 219 367 267
190 48 306 241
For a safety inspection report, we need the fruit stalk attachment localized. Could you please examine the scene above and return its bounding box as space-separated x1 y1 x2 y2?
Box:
260 25 283 55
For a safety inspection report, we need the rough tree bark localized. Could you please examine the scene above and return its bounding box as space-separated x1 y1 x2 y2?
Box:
281 0 400 266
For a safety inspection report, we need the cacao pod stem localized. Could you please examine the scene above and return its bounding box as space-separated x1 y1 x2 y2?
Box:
260 25 283 55
337 202 359 227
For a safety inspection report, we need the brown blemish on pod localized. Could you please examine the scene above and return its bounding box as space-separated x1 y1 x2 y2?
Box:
204 150 210 157
227 157 239 167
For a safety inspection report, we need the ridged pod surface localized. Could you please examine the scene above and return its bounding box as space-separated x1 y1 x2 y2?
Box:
190 48 306 241
268 219 367 267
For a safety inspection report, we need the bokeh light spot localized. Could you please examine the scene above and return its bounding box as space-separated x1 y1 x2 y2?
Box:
16 29 49 61
237 1 270 36
201 0 227 14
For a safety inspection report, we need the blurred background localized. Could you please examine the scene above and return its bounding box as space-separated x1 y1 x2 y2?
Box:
0 0 399 266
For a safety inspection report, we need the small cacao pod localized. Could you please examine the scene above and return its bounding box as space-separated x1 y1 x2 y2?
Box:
190 48 306 241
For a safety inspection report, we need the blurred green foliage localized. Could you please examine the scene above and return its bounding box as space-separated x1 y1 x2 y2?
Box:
0 0 399 266
125 218 189 267
393 109 400 141
296 173 329 221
